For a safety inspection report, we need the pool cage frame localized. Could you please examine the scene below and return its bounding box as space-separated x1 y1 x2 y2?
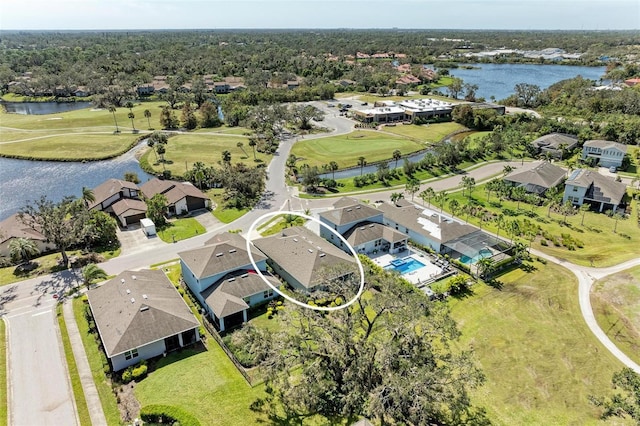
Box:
441 230 513 273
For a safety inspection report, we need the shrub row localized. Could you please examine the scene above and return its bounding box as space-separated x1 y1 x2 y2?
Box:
140 404 201 426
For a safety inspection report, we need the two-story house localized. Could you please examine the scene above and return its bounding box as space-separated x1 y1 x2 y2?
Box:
563 169 628 213
581 140 627 169
89 179 147 227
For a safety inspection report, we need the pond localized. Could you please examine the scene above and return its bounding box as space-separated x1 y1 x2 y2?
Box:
1 101 93 115
0 142 154 221
443 63 606 101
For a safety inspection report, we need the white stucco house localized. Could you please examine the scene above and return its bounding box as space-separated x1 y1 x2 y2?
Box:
581 140 627 169
563 169 628 213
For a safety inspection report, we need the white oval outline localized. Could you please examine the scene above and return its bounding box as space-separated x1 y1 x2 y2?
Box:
246 210 365 312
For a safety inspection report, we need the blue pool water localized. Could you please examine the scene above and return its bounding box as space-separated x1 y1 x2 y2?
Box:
459 249 493 265
384 257 426 274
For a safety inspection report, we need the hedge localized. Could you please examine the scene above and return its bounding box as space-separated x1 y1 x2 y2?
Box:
139 405 201 426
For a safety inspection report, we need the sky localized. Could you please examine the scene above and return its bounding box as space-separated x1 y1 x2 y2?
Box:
1 0 638 31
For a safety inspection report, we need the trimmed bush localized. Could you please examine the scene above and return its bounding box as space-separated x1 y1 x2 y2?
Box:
132 364 148 380
140 404 201 426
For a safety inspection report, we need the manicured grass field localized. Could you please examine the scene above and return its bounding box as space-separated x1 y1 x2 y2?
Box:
141 133 270 177
206 189 250 224
379 122 466 143
0 320 6 426
591 265 640 365
439 184 640 267
72 297 121 426
448 261 631 425
0 134 138 160
57 305 91 426
291 130 425 169
157 218 206 243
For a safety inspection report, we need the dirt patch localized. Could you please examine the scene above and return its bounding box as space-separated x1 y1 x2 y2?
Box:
116 381 141 423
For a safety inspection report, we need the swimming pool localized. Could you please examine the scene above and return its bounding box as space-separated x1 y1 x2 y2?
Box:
459 249 492 264
384 257 426 274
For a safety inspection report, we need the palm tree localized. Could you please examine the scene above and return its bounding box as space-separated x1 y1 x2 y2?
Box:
419 187 435 207
329 161 339 180
476 257 495 279
502 165 514 176
9 238 39 265
405 177 420 201
612 212 623 233
156 144 166 167
81 186 95 207
392 149 402 169
144 109 152 128
545 186 562 218
222 150 232 169
108 105 119 133
434 190 448 213
579 203 590 226
390 192 404 203
495 213 505 238
358 156 366 176
128 112 136 131
237 141 248 158
286 154 297 176
511 186 526 210
125 101 134 113
147 138 158 162
248 137 257 161
449 199 460 217
461 176 475 199
82 263 108 289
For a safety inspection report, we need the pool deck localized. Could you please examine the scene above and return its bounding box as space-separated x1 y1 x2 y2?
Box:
371 250 444 285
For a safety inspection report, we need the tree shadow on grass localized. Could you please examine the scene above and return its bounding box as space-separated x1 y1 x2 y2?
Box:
250 396 355 426
148 344 207 373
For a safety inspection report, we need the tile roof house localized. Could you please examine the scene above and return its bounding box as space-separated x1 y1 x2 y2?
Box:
581 140 627 169
563 169 628 213
140 179 210 216
179 232 279 331
87 269 200 371
89 179 145 226
0 213 55 258
503 162 567 195
531 133 578 159
253 226 358 293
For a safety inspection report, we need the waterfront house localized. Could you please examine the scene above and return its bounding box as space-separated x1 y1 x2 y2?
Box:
0 213 55 258
89 179 146 227
140 179 210 216
563 169 628 213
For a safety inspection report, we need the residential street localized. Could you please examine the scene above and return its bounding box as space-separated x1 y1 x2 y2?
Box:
2 111 639 422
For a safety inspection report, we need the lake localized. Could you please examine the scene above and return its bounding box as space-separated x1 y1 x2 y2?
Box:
0 143 154 221
445 63 606 101
1 101 93 115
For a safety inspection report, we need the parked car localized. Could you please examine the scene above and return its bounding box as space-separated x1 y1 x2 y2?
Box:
609 166 617 173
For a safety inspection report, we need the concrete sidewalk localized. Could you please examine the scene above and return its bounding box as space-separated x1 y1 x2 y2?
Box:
63 299 109 426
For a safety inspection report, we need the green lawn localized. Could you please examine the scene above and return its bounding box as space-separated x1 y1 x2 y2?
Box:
0 134 139 160
141 133 270 178
72 297 121 426
0 320 6 426
157 218 206 243
206 189 249 224
57 305 91 426
291 130 425 169
591 265 640 366
448 261 633 425
438 184 640 267
379 122 466 143
259 215 306 236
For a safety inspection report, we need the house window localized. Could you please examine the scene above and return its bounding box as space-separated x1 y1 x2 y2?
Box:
124 348 139 360
572 187 578 192
263 289 273 299
330 234 334 240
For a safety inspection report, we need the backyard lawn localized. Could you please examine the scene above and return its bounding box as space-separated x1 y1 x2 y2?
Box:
290 129 425 169
591 265 640 365
448 261 633 425
379 122 466 143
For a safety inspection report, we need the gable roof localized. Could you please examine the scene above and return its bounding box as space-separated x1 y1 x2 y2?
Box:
89 179 139 209
377 202 478 244
504 162 566 194
179 232 266 280
201 270 280 318
140 179 208 205
319 199 381 226
0 213 46 244
566 169 627 205
253 226 357 290
532 133 578 150
111 198 147 217
87 269 199 357
343 221 407 247
583 140 627 152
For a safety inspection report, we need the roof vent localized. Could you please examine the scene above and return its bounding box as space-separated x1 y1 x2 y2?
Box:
132 275 136 280
360 227 365 230
319 253 326 257
308 249 314 253
356 206 361 209
369 224 375 228
126 289 131 294
228 277 235 282
140 306 149 312
216 252 223 257
130 298 135 303
143 294 148 299
346 208 352 212
317 246 322 250
241 273 248 278
293 238 298 242
229 249 236 253
121 279 125 284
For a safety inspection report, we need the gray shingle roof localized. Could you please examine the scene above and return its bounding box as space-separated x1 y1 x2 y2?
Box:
178 233 266 279
504 162 566 194
87 269 199 357
253 226 357 290
343 222 407 247
566 169 627 205
583 140 627 151
201 270 280 318
532 133 578 150
319 199 381 226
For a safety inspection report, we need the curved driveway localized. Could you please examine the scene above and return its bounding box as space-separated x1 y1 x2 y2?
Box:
3 111 639 422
